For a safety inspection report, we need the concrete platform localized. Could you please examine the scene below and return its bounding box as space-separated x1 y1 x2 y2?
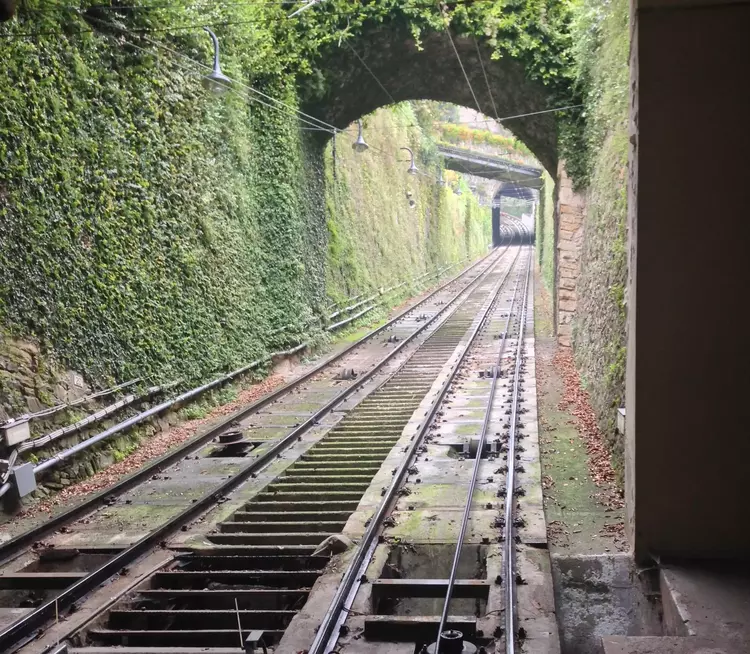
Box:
602 636 731 653
660 562 750 652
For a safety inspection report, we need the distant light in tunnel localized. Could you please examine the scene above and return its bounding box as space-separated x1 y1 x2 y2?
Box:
201 27 232 94
352 120 369 153
400 147 419 175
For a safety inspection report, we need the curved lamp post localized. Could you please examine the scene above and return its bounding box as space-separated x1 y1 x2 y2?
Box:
352 120 369 153
202 27 232 94
400 147 419 175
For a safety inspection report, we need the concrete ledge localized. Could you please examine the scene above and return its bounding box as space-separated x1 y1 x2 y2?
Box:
660 563 750 650
602 636 730 654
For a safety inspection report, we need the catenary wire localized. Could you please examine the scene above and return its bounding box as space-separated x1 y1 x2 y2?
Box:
444 22 483 114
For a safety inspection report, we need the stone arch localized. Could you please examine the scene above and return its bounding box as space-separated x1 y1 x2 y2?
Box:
301 21 559 173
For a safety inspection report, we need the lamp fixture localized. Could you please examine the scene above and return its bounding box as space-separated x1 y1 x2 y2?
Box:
352 120 369 153
202 27 232 94
400 147 418 175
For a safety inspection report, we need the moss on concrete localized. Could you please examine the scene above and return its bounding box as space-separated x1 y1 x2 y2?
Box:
536 338 625 555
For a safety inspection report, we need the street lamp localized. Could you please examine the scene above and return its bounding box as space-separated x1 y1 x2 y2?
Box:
202 27 232 94
352 120 369 153
400 147 418 175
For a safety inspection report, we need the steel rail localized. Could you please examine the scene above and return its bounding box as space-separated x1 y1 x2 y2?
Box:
434 241 530 652
0 247 514 654
503 247 533 654
0 249 497 566
308 239 525 654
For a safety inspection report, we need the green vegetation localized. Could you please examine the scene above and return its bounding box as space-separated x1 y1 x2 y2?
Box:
0 6 320 386
0 2 501 400
536 171 556 294
569 0 630 473
178 384 240 421
325 105 489 303
438 124 533 159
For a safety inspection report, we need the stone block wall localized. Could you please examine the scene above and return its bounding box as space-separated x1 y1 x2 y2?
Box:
556 164 586 347
0 331 91 423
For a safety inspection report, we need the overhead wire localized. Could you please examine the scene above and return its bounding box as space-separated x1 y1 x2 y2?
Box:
442 12 483 115
473 36 498 119
83 13 446 185
342 39 395 105
134 27 340 132
4 3 561 188
85 14 338 133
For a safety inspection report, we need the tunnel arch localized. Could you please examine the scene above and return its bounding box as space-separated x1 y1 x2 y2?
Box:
300 20 562 174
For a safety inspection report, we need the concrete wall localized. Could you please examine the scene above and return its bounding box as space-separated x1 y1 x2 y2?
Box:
556 164 586 347
626 0 750 559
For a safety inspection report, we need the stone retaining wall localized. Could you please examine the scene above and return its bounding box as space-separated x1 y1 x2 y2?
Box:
0 332 91 423
556 164 586 347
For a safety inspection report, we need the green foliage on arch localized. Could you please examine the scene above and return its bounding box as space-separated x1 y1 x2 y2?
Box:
291 0 583 172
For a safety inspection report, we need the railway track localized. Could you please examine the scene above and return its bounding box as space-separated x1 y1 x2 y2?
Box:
0 224 529 653
306 241 534 654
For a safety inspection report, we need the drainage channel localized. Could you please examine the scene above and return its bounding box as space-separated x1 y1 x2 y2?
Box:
64 251 520 654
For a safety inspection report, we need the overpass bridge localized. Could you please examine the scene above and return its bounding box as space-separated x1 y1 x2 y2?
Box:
436 145 542 247
437 144 544 189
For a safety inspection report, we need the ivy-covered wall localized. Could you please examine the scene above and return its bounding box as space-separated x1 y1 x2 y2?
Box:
324 104 489 304
535 170 556 294
0 9 490 418
569 0 629 474
0 25 322 390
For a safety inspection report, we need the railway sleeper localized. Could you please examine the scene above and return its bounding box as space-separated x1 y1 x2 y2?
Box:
149 569 320 587
265 482 372 492
273 474 377 483
174 555 328 571
296 458 388 468
135 588 311 611
309 440 399 449
240 500 359 511
208 531 337 545
231 510 352 522
86 628 285 648
107 608 297 630
284 465 382 475
218 520 347 534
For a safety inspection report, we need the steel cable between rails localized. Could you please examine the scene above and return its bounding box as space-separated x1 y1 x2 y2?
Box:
502 242 532 654
434 237 530 651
